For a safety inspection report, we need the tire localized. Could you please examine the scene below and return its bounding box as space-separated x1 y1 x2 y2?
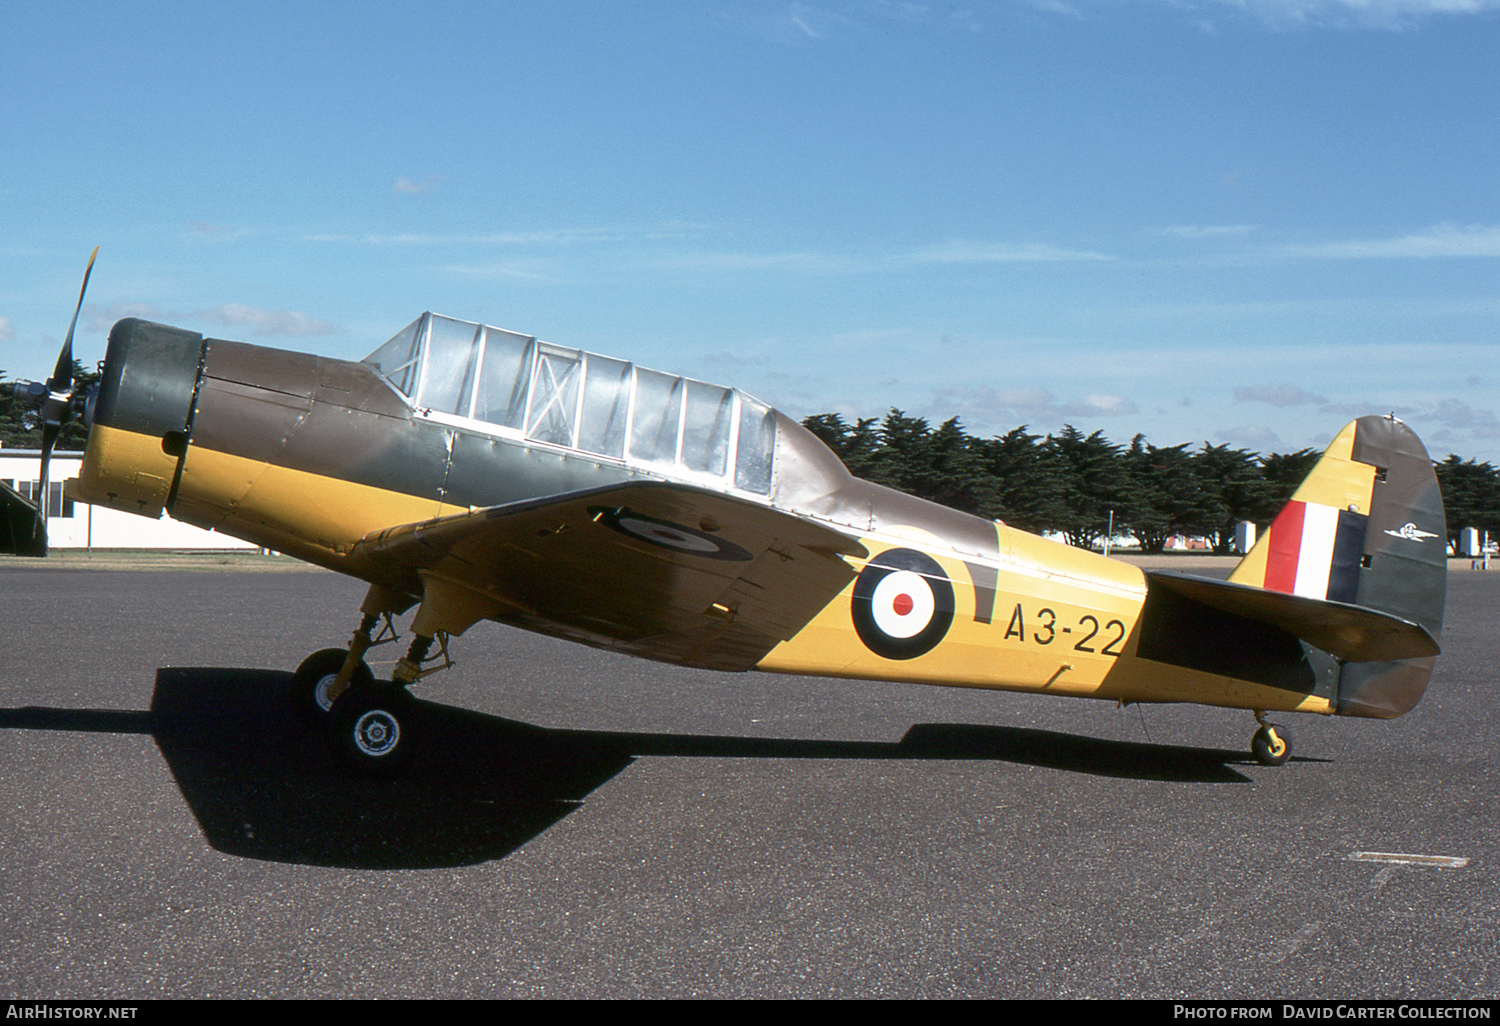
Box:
291 648 373 722
1252 724 1292 767
328 682 418 774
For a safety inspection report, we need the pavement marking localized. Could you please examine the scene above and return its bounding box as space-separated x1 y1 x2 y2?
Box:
1350 851 1469 868
1280 922 1321 959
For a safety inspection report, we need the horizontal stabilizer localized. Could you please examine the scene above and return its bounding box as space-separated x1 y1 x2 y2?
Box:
1145 570 1439 664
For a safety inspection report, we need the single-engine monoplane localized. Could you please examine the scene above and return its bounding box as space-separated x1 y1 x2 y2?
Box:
3 254 1446 771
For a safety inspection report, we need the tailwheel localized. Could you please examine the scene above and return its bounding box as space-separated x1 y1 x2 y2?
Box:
291 648 374 722
328 681 419 774
1251 722 1292 767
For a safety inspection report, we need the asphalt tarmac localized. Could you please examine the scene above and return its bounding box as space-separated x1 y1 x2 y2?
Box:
1 565 1496 999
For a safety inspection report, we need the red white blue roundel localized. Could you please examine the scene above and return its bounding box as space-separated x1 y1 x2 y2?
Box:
851 548 955 660
590 506 752 561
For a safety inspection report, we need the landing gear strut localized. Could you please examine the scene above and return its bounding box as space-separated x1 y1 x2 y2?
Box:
322 625 451 774
290 647 374 720
1251 710 1292 767
288 608 398 720
392 630 453 685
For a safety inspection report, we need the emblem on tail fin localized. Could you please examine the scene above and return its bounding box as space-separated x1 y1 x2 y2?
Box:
1384 523 1439 542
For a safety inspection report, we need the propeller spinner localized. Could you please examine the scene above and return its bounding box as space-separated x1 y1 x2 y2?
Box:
5 247 99 556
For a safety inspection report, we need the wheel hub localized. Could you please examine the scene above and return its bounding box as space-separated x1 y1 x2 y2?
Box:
313 674 342 713
352 709 400 756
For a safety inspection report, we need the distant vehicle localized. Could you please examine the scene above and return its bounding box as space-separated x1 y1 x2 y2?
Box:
5 253 1446 772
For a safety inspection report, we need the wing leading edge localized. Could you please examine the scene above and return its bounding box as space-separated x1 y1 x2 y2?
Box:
350 481 867 671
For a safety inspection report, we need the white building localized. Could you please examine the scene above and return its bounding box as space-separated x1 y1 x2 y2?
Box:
0 448 257 550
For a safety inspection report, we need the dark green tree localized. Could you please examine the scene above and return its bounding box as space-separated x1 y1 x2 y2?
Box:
1044 426 1132 549
1257 448 1320 518
801 405 1500 558
1189 444 1273 553
869 412 991 516
801 413 881 479
1435 455 1500 553
1121 436 1224 553
971 425 1067 534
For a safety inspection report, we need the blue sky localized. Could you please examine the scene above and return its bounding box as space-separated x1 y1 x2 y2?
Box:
2 0 1497 462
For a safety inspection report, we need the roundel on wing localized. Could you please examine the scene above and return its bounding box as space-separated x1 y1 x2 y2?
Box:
589 506 752 561
850 548 955 660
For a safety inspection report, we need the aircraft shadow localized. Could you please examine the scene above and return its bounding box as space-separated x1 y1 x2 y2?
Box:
0 667 1262 870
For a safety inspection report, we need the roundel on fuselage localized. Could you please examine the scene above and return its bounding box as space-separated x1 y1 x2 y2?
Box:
850 547 955 660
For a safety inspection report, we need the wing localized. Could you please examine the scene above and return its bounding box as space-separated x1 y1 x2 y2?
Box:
351 481 867 671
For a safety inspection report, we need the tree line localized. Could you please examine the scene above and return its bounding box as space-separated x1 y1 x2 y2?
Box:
804 411 1500 555
3 374 1495 554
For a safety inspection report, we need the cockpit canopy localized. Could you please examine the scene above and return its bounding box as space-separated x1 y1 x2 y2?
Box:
363 313 776 495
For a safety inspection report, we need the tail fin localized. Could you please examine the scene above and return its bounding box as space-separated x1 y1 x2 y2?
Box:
1229 415 1446 718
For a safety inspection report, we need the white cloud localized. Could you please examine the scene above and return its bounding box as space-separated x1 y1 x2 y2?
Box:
1221 0 1500 29
1161 224 1258 239
995 386 1061 415
711 3 856 44
655 239 1113 276
790 4 823 37
0 316 11 342
1025 0 1085 18
1062 393 1140 417
84 301 338 339
393 175 442 195
443 261 568 284
1234 383 1330 407
186 221 235 237
1287 223 1500 259
308 225 1109 278
652 250 851 274
1217 425 1282 447
195 304 337 337
903 239 1113 264
85 302 166 333
1420 397 1500 439
311 225 710 247
1085 0 1500 29
926 383 1139 432
1136 224 1500 266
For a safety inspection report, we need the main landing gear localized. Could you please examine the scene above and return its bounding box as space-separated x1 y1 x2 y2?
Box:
290 580 476 773
1251 710 1292 767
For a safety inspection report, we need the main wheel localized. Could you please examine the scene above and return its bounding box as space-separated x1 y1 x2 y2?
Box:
328 681 418 774
291 648 374 722
1252 724 1292 767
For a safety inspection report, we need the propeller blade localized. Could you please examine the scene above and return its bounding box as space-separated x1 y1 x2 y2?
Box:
50 245 98 390
22 247 98 557
31 422 60 556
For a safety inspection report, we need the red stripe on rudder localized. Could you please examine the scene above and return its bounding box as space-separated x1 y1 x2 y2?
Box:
1263 500 1306 593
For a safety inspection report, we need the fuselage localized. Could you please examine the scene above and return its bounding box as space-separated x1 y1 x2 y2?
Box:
73 316 1349 718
